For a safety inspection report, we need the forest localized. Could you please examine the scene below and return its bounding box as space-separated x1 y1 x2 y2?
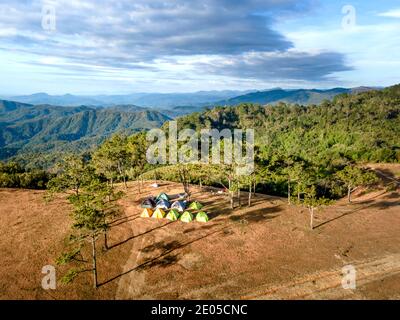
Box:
2 85 399 287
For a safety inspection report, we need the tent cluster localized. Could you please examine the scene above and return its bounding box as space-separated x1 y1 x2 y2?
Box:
140 193 209 223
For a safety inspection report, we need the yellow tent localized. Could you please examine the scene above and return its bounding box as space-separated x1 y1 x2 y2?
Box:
152 208 166 219
141 208 153 218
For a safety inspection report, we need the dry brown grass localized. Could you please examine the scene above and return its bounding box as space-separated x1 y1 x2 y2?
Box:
1 165 399 300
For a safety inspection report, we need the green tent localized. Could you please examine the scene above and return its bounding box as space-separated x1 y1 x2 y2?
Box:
156 193 170 201
166 209 180 221
189 201 203 210
180 211 194 223
196 212 209 223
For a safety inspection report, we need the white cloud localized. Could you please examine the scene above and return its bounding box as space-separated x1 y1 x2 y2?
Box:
379 9 400 18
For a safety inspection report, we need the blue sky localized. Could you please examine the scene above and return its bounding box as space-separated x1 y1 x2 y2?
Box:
0 0 399 95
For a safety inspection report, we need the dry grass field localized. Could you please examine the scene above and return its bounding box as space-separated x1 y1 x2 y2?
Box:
0 164 399 300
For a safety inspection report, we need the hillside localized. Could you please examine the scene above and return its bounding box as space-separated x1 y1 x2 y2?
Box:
174 85 400 164
6 91 250 108
0 100 171 162
212 88 358 106
1 168 399 299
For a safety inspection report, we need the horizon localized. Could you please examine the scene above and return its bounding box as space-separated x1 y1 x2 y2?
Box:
1 1 400 95
0 85 389 98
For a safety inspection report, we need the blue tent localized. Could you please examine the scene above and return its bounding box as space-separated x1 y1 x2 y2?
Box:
156 199 171 210
171 200 187 212
141 197 156 209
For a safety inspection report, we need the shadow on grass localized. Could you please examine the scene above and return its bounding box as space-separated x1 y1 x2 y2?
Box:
314 201 379 230
98 227 229 287
110 215 141 228
229 206 282 223
108 221 175 250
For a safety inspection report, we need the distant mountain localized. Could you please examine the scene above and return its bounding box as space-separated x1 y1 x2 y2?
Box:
212 88 352 106
9 93 104 107
7 90 252 109
0 100 171 161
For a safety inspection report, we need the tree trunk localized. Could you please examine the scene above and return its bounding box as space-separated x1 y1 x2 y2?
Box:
253 181 256 197
348 185 352 203
248 181 252 207
91 235 98 289
310 207 314 230
288 178 291 205
228 178 233 209
104 232 108 250
123 173 127 189
237 184 241 207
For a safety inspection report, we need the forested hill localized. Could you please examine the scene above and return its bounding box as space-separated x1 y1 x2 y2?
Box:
174 85 400 164
0 100 171 162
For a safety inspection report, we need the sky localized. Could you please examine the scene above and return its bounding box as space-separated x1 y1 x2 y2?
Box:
0 0 399 95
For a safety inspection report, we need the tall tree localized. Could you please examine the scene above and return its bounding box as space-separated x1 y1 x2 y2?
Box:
47 155 92 196
302 185 331 230
92 134 132 189
58 178 123 288
336 166 379 203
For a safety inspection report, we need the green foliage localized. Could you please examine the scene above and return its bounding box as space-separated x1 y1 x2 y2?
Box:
56 246 83 266
336 166 378 189
60 268 81 285
0 100 170 165
47 154 94 195
0 161 50 189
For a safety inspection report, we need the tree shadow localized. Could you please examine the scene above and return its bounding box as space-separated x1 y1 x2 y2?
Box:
183 224 221 234
375 168 400 184
370 200 400 210
108 221 175 250
110 215 141 228
314 202 377 229
229 206 282 224
384 192 400 199
98 227 228 287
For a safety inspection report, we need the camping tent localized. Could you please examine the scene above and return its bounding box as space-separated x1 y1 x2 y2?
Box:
152 208 166 219
166 209 180 221
156 192 170 201
189 201 203 210
171 200 186 212
196 211 209 223
141 197 156 209
180 211 194 223
156 199 171 210
141 208 153 218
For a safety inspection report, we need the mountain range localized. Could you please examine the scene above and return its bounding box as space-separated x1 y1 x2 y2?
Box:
0 86 380 165
1 87 378 115
0 100 170 161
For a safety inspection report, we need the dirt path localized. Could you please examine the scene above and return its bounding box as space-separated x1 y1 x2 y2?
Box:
239 253 400 300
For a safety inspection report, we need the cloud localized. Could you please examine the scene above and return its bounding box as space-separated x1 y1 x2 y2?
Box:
197 51 352 81
0 0 351 84
378 9 400 18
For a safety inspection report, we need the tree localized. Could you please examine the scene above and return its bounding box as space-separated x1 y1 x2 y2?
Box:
127 132 149 194
47 155 92 196
302 185 331 230
336 166 379 203
177 164 191 201
283 160 305 205
58 178 123 288
92 135 132 189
